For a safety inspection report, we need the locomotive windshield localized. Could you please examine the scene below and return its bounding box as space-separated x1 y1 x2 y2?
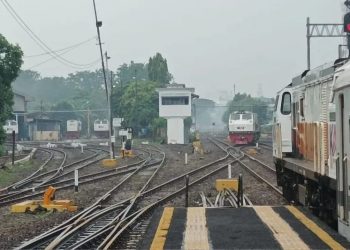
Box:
242 114 252 120
231 114 241 120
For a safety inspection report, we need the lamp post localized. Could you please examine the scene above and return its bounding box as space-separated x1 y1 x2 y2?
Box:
92 0 113 159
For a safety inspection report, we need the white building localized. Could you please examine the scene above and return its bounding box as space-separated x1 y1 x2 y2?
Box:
156 84 195 144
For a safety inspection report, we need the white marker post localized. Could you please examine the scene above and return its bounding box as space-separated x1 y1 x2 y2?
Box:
228 164 232 179
74 169 79 192
256 142 259 149
185 153 188 165
80 144 84 154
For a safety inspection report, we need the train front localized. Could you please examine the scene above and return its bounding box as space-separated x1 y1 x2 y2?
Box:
228 111 258 145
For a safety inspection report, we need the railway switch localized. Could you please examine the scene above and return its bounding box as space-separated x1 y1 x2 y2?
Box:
10 186 77 213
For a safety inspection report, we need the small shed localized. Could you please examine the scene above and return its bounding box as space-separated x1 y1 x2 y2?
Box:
28 118 61 141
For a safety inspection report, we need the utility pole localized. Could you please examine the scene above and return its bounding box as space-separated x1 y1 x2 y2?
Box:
105 51 115 158
92 0 113 159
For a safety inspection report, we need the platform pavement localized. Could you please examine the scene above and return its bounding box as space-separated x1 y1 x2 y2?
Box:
139 206 350 250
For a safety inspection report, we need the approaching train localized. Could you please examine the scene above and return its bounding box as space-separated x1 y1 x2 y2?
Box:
66 120 82 139
228 111 260 144
93 119 109 138
273 58 350 239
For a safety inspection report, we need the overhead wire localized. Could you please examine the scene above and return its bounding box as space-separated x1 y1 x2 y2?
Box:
23 37 97 58
1 0 99 69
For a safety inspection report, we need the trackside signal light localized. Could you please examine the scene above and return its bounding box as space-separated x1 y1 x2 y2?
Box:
344 12 350 33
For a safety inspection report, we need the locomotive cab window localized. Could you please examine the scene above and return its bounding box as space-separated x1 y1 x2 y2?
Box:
242 114 252 120
232 114 241 120
281 92 291 115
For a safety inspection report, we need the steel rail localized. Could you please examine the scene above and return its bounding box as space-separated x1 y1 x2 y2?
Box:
0 150 103 204
19 142 237 249
46 146 166 249
16 147 155 249
0 148 53 193
210 138 283 196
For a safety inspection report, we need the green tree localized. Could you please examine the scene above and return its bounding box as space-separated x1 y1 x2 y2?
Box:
0 34 23 154
148 53 172 85
116 61 148 85
113 80 160 134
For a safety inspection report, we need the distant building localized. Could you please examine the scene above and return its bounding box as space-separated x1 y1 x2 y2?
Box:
13 91 30 140
156 84 195 144
28 118 61 141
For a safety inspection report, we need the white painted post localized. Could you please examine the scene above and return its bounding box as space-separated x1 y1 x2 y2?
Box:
256 142 259 149
74 169 79 192
185 153 188 165
80 144 84 154
228 164 232 179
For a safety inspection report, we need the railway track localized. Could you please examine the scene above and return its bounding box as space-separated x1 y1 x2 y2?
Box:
209 138 283 196
16 138 282 249
16 145 165 249
0 146 108 201
0 147 150 206
17 142 245 249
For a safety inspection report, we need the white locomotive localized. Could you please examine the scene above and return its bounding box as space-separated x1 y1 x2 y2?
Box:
3 119 18 138
93 119 109 138
66 120 82 139
273 58 350 238
228 111 260 145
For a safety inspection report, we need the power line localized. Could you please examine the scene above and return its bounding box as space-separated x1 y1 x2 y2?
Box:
1 0 98 69
26 56 100 70
23 36 97 58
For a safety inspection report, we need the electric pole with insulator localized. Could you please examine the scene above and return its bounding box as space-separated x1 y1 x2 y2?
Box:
92 0 114 160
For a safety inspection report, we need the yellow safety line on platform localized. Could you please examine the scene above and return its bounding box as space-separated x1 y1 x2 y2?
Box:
183 207 210 250
254 206 310 250
150 207 174 250
286 206 345 250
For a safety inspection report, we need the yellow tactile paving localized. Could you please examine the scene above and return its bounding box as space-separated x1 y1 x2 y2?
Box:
183 207 210 250
254 206 310 250
150 207 174 250
286 206 345 250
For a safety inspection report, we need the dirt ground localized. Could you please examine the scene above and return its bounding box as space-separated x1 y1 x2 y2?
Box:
0 139 284 249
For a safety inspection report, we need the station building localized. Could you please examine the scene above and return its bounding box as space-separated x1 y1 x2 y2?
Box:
157 84 195 144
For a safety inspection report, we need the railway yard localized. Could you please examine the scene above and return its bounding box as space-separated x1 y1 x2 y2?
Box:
0 137 347 249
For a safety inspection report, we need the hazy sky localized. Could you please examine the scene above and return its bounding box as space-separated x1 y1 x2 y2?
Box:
0 0 345 100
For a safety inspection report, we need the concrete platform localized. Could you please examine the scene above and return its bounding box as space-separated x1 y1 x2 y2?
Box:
140 206 350 249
